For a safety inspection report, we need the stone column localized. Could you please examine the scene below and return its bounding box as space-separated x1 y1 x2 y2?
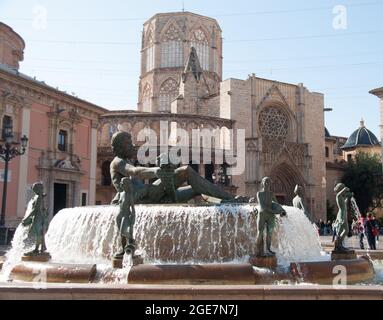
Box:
16 106 31 218
297 84 306 143
89 121 98 206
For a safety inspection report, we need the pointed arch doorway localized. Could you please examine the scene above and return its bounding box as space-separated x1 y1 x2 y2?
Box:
269 163 306 206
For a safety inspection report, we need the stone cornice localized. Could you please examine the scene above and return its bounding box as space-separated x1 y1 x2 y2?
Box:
100 112 234 127
0 68 107 119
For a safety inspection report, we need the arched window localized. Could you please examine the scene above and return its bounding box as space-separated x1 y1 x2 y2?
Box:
142 84 152 112
161 24 183 68
144 27 155 72
191 28 209 71
159 78 178 112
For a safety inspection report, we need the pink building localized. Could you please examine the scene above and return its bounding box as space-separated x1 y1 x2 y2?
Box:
0 22 106 233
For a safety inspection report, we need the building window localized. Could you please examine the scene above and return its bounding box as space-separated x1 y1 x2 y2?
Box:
161 24 183 68
191 28 209 71
81 193 87 206
145 45 155 72
2 115 13 140
159 78 178 112
161 41 183 68
58 130 68 152
259 106 289 140
347 154 352 162
101 161 112 186
325 147 329 158
144 27 155 72
142 84 152 112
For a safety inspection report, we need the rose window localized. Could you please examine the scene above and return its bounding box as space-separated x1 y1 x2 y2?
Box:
259 107 289 140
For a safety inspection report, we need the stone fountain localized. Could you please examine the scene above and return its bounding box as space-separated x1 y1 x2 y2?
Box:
0 131 378 299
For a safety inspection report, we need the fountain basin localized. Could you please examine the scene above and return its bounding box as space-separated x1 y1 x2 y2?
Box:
10 262 97 283
291 258 374 285
0 283 382 300
128 264 255 285
42 204 323 266
7 258 375 286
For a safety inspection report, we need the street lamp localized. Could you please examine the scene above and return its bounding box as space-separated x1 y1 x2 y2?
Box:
0 122 29 227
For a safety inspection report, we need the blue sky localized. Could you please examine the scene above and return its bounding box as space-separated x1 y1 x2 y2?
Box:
1 0 382 137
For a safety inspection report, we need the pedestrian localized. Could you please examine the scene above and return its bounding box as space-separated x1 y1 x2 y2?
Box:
357 217 365 250
372 216 380 244
319 219 325 236
332 221 337 243
364 213 378 250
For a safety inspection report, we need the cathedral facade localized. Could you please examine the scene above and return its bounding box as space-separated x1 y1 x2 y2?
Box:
97 12 327 220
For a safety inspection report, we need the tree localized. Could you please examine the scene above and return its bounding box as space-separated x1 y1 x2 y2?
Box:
341 152 383 216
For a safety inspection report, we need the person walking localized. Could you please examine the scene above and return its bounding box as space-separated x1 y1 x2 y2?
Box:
332 220 337 243
364 213 378 250
357 217 365 250
373 216 380 245
319 219 325 236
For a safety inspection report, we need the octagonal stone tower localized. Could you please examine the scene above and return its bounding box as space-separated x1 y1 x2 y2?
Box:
138 12 222 114
0 22 25 70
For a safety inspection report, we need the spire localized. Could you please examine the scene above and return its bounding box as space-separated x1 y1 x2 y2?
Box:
182 47 202 83
360 118 365 128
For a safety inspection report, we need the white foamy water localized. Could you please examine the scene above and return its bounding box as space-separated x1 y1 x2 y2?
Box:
1 204 325 281
274 208 327 265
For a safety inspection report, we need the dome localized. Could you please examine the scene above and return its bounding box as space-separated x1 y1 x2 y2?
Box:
341 120 380 150
325 127 331 138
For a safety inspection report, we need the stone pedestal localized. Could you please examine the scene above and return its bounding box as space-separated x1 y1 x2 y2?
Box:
331 250 357 261
113 255 144 269
21 252 51 263
249 255 277 269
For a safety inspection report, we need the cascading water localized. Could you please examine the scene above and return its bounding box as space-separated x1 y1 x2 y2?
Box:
2 204 324 277
351 197 361 218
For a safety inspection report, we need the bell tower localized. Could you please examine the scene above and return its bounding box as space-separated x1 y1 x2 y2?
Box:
137 12 222 114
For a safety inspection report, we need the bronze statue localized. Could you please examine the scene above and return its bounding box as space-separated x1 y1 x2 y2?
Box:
293 185 310 220
114 177 136 260
109 131 235 205
256 177 287 257
21 182 49 256
155 153 178 203
333 183 352 252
